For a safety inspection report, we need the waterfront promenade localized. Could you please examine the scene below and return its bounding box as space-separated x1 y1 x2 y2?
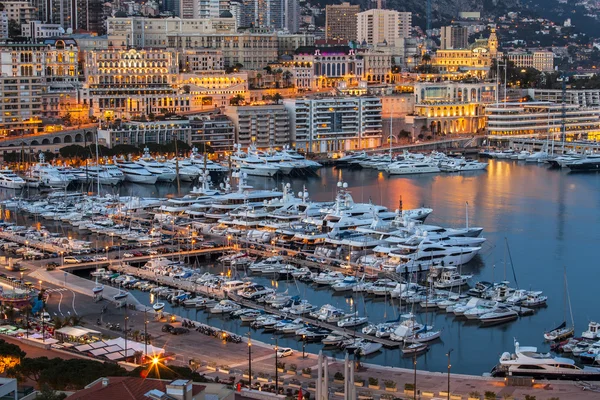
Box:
15 261 598 400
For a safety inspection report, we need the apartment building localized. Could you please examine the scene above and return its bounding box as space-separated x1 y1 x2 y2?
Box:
357 9 411 48
97 120 191 147
325 2 359 42
284 97 383 154
505 50 554 72
189 115 235 152
223 105 290 148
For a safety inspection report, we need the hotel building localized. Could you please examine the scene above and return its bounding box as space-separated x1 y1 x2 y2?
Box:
189 114 236 152
82 48 193 119
532 89 600 108
485 102 600 140
284 97 383 154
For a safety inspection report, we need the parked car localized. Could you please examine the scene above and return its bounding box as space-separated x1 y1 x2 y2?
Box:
63 256 80 264
277 347 294 358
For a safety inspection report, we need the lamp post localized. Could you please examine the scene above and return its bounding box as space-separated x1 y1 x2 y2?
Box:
272 336 279 394
413 353 417 400
446 348 454 400
144 308 148 360
247 332 252 388
302 334 306 358
105 246 109 263
39 280 42 291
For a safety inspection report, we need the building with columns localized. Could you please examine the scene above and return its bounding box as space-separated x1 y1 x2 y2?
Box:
412 81 496 135
82 48 194 119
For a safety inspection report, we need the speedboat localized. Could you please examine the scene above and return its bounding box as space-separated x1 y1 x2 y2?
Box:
402 343 429 356
479 308 519 325
582 321 600 340
153 302 165 311
355 341 383 356
491 341 600 380
321 331 348 346
331 276 358 292
114 290 129 300
337 315 368 328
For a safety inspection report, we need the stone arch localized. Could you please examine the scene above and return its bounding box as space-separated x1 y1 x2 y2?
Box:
63 135 73 143
85 131 93 142
52 137 61 144
42 138 50 144
30 140 39 145
75 133 83 142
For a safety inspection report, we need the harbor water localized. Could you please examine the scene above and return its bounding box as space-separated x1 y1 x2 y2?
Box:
10 159 600 375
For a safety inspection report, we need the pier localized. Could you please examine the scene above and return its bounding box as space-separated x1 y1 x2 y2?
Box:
0 230 65 254
104 260 401 348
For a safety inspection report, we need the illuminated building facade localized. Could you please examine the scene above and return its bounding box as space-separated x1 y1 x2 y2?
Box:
190 115 236 152
0 39 79 135
83 48 193 119
532 89 600 108
181 72 248 108
505 50 554 72
290 46 364 89
98 119 191 147
223 105 290 148
284 97 383 154
433 36 496 78
486 102 600 140
325 2 359 42
357 9 411 48
412 82 496 135
180 49 224 72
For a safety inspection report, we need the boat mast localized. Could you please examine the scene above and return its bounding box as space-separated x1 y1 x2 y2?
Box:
95 131 100 195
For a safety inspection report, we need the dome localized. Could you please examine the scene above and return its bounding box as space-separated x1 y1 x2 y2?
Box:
220 10 233 18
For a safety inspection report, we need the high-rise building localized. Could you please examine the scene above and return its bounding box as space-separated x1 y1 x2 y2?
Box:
75 0 106 33
357 9 407 47
370 0 386 9
283 0 299 33
440 25 468 50
284 96 382 153
397 12 411 39
325 2 359 42
3 1 36 25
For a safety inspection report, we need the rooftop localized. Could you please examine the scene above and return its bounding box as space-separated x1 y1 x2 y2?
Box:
68 377 205 400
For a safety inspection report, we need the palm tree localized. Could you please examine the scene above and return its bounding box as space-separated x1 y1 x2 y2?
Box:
230 94 245 106
67 315 83 326
256 73 262 88
282 71 293 88
52 316 65 330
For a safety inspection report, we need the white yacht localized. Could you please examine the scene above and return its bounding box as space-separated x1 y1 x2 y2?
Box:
232 144 281 177
84 165 122 186
433 267 473 289
115 159 158 184
27 153 72 188
186 147 228 173
492 341 600 380
136 148 177 182
0 169 26 189
387 161 440 175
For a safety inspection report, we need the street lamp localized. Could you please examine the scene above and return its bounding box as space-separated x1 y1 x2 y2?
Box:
272 336 279 394
446 348 454 400
144 308 148 360
39 280 42 291
413 353 417 400
247 332 252 388
302 334 306 358
105 246 109 262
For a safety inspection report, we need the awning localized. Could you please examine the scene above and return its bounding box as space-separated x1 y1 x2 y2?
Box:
55 326 101 338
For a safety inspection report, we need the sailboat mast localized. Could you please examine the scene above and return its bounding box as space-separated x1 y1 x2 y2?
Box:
95 131 100 195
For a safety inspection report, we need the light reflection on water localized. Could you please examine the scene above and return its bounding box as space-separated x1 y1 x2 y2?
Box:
5 160 600 374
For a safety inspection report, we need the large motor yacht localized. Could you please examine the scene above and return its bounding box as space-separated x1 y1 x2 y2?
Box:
135 148 177 182
115 159 158 184
492 341 600 380
0 168 26 189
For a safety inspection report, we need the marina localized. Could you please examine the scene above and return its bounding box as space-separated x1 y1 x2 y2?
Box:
0 155 599 377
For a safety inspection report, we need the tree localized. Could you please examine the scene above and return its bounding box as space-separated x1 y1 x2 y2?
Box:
51 316 65 330
272 93 283 104
282 71 293 87
61 113 72 126
230 94 245 106
255 73 262 88
182 85 190 93
8 356 53 382
8 19 20 38
0 339 25 374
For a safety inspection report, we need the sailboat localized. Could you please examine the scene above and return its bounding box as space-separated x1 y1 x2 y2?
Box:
92 276 104 295
113 283 129 301
405 276 442 343
544 267 574 341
